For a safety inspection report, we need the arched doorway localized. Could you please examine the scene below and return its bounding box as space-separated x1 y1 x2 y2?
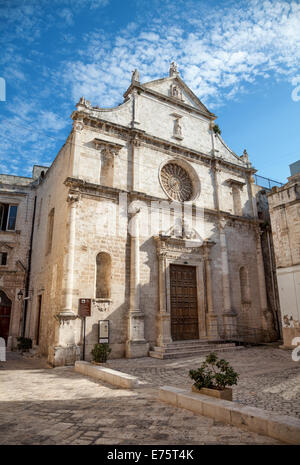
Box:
0 290 12 343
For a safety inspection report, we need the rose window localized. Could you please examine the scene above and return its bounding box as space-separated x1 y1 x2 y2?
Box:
160 163 193 201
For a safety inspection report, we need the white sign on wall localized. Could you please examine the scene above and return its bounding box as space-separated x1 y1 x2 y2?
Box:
0 337 6 362
99 320 109 344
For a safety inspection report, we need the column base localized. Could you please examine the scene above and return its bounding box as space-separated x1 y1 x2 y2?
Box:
48 344 81 367
207 313 219 340
125 340 149 358
222 312 237 339
156 312 172 347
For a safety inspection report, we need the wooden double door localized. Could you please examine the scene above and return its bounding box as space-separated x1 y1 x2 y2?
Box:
170 264 199 341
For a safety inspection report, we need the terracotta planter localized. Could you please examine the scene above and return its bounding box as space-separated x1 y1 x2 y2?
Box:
192 385 232 401
91 361 109 366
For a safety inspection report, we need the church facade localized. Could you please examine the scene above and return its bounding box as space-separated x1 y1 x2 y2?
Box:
0 63 279 365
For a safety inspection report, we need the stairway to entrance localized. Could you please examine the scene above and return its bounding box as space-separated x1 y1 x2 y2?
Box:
149 340 242 359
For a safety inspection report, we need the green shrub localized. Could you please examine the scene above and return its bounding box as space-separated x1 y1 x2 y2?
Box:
91 343 111 363
213 124 221 135
17 337 32 352
189 352 239 391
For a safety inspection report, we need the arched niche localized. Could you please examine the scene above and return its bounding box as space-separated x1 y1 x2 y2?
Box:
95 252 111 299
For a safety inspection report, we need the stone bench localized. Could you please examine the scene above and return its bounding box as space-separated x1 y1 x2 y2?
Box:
75 361 139 389
159 386 300 445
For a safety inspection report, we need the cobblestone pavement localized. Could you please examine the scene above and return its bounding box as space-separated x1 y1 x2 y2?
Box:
0 349 287 445
108 345 300 419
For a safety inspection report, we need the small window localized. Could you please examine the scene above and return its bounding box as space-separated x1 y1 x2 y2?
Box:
0 203 18 231
0 252 7 265
7 205 18 230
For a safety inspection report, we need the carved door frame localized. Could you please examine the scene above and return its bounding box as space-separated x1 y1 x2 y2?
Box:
154 235 215 346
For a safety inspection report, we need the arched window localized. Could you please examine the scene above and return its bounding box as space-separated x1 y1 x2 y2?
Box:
96 252 111 298
239 266 251 304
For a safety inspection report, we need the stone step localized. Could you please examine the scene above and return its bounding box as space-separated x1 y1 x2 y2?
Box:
162 340 234 347
153 343 236 353
149 345 243 360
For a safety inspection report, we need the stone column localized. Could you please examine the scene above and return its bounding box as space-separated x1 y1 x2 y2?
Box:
255 227 271 337
156 251 172 346
247 173 258 217
126 207 149 358
203 243 219 340
219 219 237 338
50 194 80 367
71 119 83 178
131 136 141 192
131 89 140 128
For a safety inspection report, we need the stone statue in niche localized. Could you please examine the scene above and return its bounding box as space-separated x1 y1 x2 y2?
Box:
174 118 182 137
171 84 183 100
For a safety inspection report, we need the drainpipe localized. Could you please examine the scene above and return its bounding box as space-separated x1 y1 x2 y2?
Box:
22 194 37 337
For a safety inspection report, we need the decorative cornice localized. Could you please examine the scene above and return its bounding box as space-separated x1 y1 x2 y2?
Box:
71 110 255 177
63 177 262 227
226 178 246 188
92 138 123 152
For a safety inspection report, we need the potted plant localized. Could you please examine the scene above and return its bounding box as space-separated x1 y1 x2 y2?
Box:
91 343 111 365
17 337 32 353
189 352 238 401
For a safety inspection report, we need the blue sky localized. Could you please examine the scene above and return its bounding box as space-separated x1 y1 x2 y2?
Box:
0 0 300 182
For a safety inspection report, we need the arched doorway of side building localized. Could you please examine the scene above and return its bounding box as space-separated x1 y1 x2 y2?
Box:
0 290 12 343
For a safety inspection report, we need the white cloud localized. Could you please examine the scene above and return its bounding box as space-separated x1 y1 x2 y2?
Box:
60 0 300 109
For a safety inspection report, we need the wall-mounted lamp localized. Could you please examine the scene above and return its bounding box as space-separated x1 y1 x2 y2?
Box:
17 290 24 301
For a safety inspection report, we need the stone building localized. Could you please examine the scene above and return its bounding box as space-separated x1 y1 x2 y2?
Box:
0 166 47 348
268 162 300 349
0 63 279 365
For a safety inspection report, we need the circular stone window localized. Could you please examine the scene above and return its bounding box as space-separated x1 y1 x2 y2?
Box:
160 162 194 202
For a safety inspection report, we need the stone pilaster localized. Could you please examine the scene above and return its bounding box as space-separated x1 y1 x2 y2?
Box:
131 136 141 192
131 89 140 128
71 118 83 178
126 207 149 358
50 194 80 367
219 218 237 338
203 243 219 340
255 227 272 337
156 251 172 346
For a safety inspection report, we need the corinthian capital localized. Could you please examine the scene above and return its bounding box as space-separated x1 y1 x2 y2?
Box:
67 194 80 205
73 119 84 132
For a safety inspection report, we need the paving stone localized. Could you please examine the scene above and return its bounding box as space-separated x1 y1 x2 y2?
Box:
0 348 298 444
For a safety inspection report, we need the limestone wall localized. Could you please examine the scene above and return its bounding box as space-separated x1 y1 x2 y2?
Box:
268 175 300 347
27 140 73 356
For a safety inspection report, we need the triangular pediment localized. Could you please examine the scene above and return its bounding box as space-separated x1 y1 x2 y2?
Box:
142 76 214 118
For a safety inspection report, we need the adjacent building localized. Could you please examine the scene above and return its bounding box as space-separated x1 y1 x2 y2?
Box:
0 166 46 347
268 162 300 348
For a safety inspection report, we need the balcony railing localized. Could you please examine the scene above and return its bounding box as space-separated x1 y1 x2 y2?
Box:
253 174 284 190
